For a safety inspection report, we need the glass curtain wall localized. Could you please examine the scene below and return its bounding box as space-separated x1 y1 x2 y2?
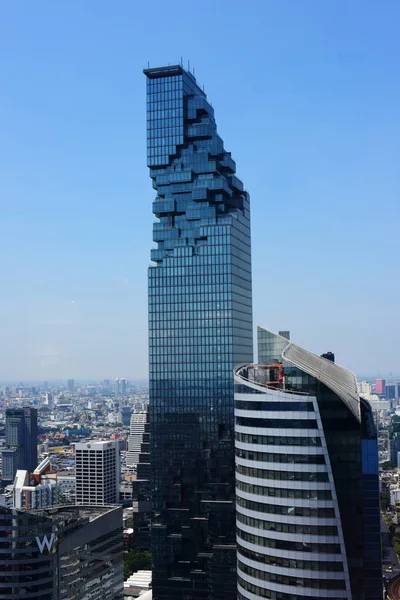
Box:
145 65 253 600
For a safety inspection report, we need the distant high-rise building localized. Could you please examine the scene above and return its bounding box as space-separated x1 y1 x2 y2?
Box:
120 378 127 394
75 440 120 506
114 378 121 394
44 392 53 407
386 383 400 400
43 381 48 391
2 407 38 482
389 418 400 462
126 413 147 468
145 64 253 599
0 504 123 600
57 393 70 406
103 379 111 389
375 378 386 395
67 379 75 393
119 406 131 426
235 327 382 600
135 410 150 482
358 380 373 397
131 407 151 550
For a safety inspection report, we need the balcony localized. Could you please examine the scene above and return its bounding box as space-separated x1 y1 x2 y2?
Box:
234 363 310 396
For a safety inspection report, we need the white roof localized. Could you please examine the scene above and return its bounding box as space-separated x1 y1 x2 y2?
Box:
74 440 118 450
124 570 152 590
34 456 51 474
14 470 29 489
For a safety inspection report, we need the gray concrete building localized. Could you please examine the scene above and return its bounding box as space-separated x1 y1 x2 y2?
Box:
75 440 120 506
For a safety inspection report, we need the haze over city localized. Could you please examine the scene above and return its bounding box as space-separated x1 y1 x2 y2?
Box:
1 0 399 380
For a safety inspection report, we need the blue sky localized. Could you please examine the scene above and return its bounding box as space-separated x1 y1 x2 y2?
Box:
1 0 399 381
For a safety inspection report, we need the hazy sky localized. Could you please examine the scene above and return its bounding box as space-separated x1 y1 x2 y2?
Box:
1 1 399 381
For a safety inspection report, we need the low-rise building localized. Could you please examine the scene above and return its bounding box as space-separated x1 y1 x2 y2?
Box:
12 457 75 508
123 570 151 598
390 488 400 508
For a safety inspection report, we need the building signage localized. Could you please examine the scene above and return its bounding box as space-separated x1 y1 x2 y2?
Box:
35 533 55 553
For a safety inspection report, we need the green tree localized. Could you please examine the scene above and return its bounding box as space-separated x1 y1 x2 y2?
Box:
381 490 391 510
123 549 151 580
381 461 396 470
393 539 400 556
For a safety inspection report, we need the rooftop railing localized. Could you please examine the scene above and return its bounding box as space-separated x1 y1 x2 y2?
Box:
234 363 312 397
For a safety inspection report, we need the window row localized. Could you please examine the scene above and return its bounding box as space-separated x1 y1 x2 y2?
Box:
149 154 170 161
236 449 325 465
149 288 234 300
147 77 182 90
235 400 314 412
238 563 346 590
236 513 338 536
149 317 235 327
149 326 234 335
236 417 318 429
237 496 335 519
150 303 231 313
148 137 181 149
148 142 180 154
150 263 232 273
236 481 332 501
235 432 322 447
152 258 233 270
238 579 339 600
150 291 232 301
236 464 329 483
147 93 182 104
147 110 182 123
238 545 343 572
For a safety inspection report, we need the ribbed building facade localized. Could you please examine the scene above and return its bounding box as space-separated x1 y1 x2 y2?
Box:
144 64 253 600
126 413 147 468
234 328 382 600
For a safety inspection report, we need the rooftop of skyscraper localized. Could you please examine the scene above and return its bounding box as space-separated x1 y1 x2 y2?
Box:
29 504 120 522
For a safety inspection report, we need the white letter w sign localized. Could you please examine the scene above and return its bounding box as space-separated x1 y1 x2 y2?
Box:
35 533 55 553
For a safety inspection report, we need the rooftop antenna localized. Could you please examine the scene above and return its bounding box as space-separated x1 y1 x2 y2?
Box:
147 61 150 68
180 57 183 66
188 59 190 72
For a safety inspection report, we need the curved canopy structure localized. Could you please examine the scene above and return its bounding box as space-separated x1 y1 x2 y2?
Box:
282 341 361 422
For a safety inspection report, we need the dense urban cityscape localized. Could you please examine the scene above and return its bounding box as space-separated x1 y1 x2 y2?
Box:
2 365 400 598
0 62 397 600
2 4 399 600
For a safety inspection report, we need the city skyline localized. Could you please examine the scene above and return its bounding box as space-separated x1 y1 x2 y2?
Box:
1 1 400 380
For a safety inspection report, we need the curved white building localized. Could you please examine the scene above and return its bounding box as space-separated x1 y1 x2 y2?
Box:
234 327 382 600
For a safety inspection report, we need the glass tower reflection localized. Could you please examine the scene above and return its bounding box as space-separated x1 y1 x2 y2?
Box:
144 65 253 600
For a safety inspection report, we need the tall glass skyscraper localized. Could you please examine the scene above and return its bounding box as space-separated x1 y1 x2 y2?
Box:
2 407 37 482
144 65 253 600
234 327 382 600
